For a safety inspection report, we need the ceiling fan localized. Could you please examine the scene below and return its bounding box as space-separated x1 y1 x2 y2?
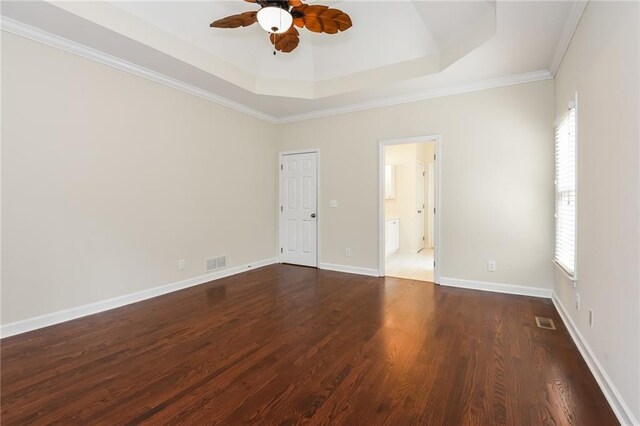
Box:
209 0 352 53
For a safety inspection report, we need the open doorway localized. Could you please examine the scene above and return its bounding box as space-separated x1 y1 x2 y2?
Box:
379 136 440 282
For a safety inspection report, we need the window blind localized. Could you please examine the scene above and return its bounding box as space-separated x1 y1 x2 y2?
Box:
554 104 577 276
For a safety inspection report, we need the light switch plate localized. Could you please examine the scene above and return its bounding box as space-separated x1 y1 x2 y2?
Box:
330 200 338 208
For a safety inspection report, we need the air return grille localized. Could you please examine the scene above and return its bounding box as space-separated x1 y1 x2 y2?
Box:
206 256 227 272
535 316 557 330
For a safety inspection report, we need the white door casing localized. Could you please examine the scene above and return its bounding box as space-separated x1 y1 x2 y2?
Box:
427 162 435 249
279 152 318 267
416 161 426 252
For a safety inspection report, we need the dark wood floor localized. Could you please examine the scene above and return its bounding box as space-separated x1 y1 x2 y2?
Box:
1 265 617 425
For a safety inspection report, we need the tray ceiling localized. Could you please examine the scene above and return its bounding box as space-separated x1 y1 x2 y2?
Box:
112 1 495 84
1 0 576 120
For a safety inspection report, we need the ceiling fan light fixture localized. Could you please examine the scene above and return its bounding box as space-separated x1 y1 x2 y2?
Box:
209 0 353 54
256 6 293 34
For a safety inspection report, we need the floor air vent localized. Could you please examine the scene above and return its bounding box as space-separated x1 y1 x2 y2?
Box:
206 256 227 272
535 316 556 330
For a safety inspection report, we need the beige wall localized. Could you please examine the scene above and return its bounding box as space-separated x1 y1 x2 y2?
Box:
1 33 278 325
0 32 555 327
554 1 640 421
277 79 555 288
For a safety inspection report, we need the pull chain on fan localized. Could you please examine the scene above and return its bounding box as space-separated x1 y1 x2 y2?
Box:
273 9 282 55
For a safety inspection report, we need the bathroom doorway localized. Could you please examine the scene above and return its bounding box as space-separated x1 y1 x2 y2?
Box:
379 136 440 282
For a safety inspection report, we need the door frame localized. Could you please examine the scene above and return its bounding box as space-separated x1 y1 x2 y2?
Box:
378 135 442 282
416 160 426 252
427 161 436 249
278 149 320 267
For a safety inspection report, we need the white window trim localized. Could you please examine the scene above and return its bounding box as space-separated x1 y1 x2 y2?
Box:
553 94 578 283
554 259 577 282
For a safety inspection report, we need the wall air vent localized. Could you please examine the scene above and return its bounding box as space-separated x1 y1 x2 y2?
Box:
206 256 227 272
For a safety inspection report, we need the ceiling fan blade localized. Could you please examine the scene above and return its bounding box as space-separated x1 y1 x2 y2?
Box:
210 11 258 28
270 26 300 53
291 4 352 34
293 17 305 29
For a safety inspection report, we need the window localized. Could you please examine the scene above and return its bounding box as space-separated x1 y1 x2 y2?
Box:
554 100 577 278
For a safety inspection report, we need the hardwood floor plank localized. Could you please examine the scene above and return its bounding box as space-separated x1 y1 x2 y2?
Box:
1 265 618 425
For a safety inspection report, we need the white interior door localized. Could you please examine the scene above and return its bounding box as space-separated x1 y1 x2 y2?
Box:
427 162 435 249
280 152 318 267
416 161 425 252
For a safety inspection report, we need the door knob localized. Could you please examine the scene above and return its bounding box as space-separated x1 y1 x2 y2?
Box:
417 210 422 213
311 213 316 218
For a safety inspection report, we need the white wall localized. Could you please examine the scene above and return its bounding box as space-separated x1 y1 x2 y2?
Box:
553 2 640 422
1 33 278 325
277 79 555 289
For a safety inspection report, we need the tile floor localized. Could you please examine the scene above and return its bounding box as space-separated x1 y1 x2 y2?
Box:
385 248 434 282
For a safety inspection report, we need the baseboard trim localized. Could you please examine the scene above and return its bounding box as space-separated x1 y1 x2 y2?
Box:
318 262 380 277
439 277 553 298
552 293 639 426
0 257 279 339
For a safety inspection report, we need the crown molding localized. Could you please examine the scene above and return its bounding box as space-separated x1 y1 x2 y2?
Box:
3 16 555 127
549 0 588 76
0 16 280 124
275 70 554 124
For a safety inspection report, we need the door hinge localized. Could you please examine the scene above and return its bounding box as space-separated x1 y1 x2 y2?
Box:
433 208 436 214
433 260 436 268
281 248 283 254
423 236 425 241
280 206 283 212
280 164 283 170
434 154 436 160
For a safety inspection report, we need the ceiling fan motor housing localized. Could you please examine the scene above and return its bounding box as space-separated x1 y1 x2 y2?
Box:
260 0 290 9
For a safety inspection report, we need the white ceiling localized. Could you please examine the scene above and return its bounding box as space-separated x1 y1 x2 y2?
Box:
114 1 435 82
111 1 495 83
1 0 577 121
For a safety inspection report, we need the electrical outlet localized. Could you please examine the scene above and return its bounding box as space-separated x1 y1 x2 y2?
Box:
487 260 496 272
576 293 580 311
346 248 352 257
178 258 186 270
589 309 594 327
